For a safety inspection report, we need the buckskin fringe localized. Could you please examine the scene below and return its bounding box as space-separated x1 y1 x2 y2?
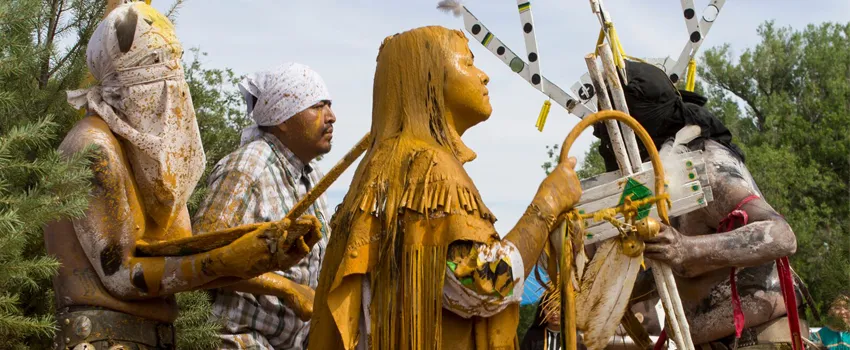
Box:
356 178 496 221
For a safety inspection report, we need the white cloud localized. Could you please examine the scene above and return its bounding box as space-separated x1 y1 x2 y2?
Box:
152 0 847 233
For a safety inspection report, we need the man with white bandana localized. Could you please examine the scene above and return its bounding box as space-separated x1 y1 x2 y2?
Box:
44 4 317 349
192 63 336 349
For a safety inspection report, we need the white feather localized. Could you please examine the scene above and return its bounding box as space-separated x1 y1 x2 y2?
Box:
660 124 702 200
576 240 642 350
436 0 463 17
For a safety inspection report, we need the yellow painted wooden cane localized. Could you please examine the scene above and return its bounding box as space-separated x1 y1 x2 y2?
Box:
554 110 670 350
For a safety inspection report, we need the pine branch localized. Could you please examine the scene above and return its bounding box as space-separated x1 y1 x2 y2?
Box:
0 256 60 291
175 291 223 350
0 0 102 347
0 294 21 316
0 177 9 194
0 158 68 176
0 208 23 235
45 40 81 78
0 91 14 116
2 149 93 230
0 117 57 156
0 231 27 261
165 0 186 24
0 312 55 339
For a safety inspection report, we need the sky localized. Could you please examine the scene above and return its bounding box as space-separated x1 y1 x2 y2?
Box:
150 0 849 233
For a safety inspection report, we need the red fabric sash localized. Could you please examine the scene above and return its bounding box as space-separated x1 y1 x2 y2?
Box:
719 195 802 350
719 194 760 341
652 194 802 350
654 330 667 350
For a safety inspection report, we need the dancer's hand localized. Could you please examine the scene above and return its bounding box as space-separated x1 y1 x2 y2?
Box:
534 156 581 217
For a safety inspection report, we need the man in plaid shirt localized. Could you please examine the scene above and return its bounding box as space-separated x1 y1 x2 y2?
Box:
193 63 336 349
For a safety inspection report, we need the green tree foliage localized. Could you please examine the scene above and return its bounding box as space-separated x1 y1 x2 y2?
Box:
700 21 850 320
575 140 607 179
0 120 94 349
175 291 222 350
185 49 250 214
542 140 607 179
0 0 246 347
175 49 249 350
0 0 101 347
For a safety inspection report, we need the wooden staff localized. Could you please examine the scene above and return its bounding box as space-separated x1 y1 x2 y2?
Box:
598 42 695 350
597 47 641 173
584 54 631 174
137 133 371 256
287 133 370 219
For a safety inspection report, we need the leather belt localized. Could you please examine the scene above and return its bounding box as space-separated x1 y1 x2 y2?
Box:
700 316 809 350
55 306 175 349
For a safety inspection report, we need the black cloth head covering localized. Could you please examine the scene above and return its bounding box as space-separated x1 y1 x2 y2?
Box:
593 59 745 172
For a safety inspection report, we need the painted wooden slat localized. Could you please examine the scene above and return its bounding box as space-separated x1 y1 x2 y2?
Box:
459 7 591 118
579 163 707 207
571 73 598 117
577 179 707 215
583 191 710 245
543 78 594 118
669 0 726 83
579 151 705 189
680 0 702 49
579 152 707 204
517 0 544 91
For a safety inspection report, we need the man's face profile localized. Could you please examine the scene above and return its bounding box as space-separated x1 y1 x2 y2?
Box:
280 100 336 156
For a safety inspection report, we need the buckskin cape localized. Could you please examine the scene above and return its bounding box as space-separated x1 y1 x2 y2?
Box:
309 138 519 350
309 26 522 350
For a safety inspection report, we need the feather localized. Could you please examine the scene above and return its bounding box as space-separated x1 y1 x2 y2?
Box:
660 124 701 159
660 124 701 200
576 239 642 350
436 0 463 17
575 247 588 283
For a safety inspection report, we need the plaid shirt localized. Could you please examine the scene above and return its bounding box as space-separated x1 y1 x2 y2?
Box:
193 132 330 349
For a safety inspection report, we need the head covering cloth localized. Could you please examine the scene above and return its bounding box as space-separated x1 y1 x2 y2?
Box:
238 63 331 145
594 59 745 172
66 2 205 232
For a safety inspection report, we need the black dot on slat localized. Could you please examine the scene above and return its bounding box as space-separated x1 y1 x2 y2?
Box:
528 52 537 62
532 74 541 85
497 46 505 55
690 31 701 42
670 73 679 83
524 23 533 33
471 24 481 35
684 8 695 19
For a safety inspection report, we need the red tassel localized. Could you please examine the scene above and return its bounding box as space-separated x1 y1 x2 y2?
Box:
654 329 667 350
719 195 759 343
730 267 745 339
719 195 801 350
777 257 803 350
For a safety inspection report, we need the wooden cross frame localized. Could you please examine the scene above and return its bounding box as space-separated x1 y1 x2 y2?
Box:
444 1 725 120
441 1 726 349
571 0 727 114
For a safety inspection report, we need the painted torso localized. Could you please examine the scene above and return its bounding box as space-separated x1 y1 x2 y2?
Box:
44 117 183 323
671 140 788 343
